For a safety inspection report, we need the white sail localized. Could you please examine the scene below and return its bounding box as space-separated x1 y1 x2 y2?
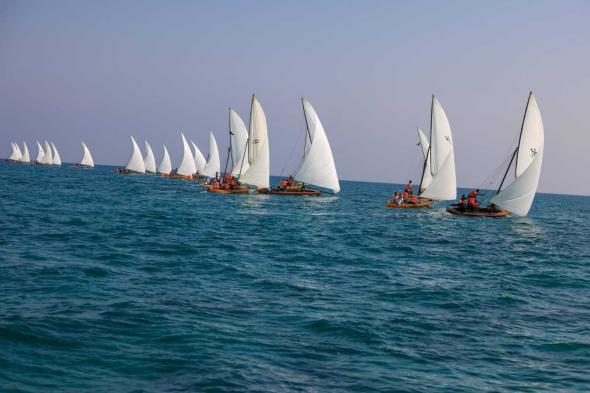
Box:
417 127 433 190
21 142 30 163
9 142 20 160
143 141 157 173
419 96 456 200
176 133 196 176
126 136 146 173
157 145 172 174
51 142 62 165
229 109 250 176
42 141 53 165
239 95 270 189
491 92 544 217
294 98 340 193
36 141 45 162
202 131 221 178
80 142 94 167
191 141 207 174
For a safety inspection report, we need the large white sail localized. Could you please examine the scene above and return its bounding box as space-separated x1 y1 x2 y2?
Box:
191 141 207 174
143 141 157 173
126 136 146 173
419 96 456 200
36 141 45 162
42 141 53 165
417 127 433 190
203 131 220 178
176 133 196 176
229 109 250 176
80 142 94 167
9 142 20 160
51 142 62 166
491 92 544 216
21 142 30 163
239 95 270 189
157 145 172 174
294 98 340 193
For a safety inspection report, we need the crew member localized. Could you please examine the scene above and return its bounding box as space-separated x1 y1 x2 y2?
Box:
405 180 413 195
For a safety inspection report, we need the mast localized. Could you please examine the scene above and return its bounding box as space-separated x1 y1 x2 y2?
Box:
302 98 312 159
514 91 533 177
496 147 518 195
239 95 256 179
418 95 434 195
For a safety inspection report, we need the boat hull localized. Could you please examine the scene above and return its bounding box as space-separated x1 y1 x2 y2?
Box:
446 205 510 217
386 198 432 208
257 188 321 196
207 187 249 194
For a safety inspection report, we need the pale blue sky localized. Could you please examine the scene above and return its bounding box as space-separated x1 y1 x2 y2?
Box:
1 0 589 195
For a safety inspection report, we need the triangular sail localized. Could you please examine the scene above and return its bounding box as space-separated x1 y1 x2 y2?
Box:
51 142 61 166
143 141 157 173
294 98 340 193
126 136 146 173
36 141 44 162
157 145 172 174
176 133 196 176
229 109 250 176
239 95 270 189
80 142 94 167
491 92 544 216
42 141 53 165
417 127 433 190
419 96 456 200
191 141 206 174
203 132 220 178
9 142 20 160
21 142 30 163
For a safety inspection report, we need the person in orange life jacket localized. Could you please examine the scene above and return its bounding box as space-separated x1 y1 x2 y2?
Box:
405 180 413 195
467 189 480 209
410 195 418 204
402 191 409 202
459 195 467 208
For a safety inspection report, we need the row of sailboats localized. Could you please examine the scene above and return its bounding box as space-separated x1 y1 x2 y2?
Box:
7 141 62 166
117 95 340 196
387 92 544 218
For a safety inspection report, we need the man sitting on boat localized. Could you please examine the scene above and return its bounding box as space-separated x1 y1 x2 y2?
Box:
467 189 480 210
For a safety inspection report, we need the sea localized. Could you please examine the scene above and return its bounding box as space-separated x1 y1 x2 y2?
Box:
1 161 589 392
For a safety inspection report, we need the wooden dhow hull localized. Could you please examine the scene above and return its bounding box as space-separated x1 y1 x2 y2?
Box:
386 198 432 208
207 187 249 194
446 205 510 217
257 188 321 196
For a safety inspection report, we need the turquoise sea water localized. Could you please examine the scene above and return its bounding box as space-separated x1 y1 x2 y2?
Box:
1 161 589 392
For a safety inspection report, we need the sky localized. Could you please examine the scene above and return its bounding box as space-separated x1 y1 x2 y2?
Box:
1 0 589 195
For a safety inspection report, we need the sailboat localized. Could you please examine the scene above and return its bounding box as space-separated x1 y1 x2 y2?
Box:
41 141 53 165
191 141 207 179
115 136 145 174
74 142 94 168
387 96 456 208
8 142 21 162
35 141 44 164
20 142 30 163
202 132 221 178
259 98 339 196
157 146 172 175
143 141 157 173
207 108 250 194
447 92 544 217
237 95 270 191
51 142 62 166
171 133 196 179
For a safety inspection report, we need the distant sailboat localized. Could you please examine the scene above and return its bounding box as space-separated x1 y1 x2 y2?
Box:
143 141 157 173
36 141 45 163
202 132 221 178
20 142 30 163
8 142 21 161
174 133 196 178
157 146 172 175
75 142 94 168
115 136 145 174
387 96 456 208
51 142 62 166
239 95 270 190
191 141 207 177
448 92 544 217
259 98 339 195
42 141 53 165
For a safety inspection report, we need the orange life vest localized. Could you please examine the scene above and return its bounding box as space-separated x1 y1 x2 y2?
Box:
468 196 476 206
402 192 409 199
